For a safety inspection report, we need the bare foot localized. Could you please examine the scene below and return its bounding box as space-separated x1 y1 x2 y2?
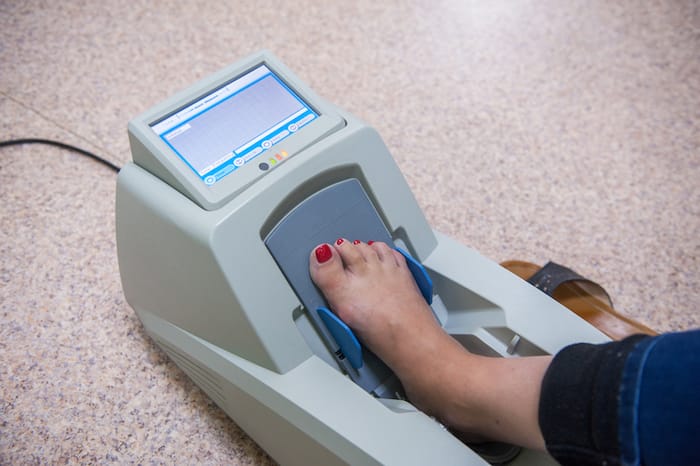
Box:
309 239 549 451
309 239 472 422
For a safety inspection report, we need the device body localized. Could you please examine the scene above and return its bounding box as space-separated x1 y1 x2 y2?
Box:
116 51 608 465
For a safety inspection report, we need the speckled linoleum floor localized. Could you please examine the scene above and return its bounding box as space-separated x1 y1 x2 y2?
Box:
1 1 698 463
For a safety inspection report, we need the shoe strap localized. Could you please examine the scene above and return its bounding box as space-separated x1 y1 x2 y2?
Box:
526 261 613 308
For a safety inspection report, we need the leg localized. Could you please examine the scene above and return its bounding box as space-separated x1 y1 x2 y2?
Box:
623 330 700 465
310 239 549 450
538 330 700 465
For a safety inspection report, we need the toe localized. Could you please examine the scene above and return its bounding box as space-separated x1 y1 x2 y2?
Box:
369 241 401 266
309 243 346 290
333 237 367 272
352 240 378 263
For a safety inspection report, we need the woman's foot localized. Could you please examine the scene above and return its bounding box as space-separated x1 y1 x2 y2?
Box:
309 239 550 451
309 239 473 422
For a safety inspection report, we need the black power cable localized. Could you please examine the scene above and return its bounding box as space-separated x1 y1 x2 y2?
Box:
0 138 121 173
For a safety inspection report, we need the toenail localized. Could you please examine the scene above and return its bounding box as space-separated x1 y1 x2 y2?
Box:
335 238 344 246
315 244 333 263
367 240 375 245
353 239 361 245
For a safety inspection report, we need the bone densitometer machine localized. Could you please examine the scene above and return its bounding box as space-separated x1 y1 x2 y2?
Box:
116 51 608 465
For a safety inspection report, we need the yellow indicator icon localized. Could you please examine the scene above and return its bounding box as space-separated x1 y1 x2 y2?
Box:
280 150 289 158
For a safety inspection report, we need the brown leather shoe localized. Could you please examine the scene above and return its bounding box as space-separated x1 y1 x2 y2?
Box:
500 260 656 340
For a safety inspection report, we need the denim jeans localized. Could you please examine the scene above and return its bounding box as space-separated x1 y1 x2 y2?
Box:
619 329 700 465
539 329 700 465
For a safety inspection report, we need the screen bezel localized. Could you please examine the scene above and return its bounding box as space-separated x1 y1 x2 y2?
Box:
129 52 345 210
150 64 319 186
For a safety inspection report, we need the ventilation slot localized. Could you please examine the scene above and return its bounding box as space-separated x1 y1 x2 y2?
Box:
155 338 226 407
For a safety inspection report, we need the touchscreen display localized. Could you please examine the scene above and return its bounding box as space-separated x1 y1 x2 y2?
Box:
151 65 317 186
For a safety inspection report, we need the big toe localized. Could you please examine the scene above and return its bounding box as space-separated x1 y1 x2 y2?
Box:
309 243 346 292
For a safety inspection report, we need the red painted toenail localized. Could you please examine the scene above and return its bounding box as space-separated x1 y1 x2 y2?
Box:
335 238 344 246
315 244 333 263
367 240 375 245
353 240 361 245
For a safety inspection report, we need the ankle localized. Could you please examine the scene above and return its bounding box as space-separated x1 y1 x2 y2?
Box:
394 330 478 421
380 312 451 377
